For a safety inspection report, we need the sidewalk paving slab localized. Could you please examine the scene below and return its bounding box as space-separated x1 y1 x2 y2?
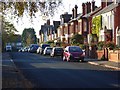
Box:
2 52 33 89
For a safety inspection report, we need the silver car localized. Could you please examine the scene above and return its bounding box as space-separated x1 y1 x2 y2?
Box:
43 47 53 55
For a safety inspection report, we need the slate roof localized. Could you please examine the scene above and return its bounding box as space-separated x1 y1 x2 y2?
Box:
94 3 119 17
69 13 82 22
82 7 102 18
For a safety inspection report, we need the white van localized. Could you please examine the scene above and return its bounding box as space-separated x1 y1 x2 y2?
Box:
6 45 12 52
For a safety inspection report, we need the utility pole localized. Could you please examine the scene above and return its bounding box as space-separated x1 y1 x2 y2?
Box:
0 2 3 90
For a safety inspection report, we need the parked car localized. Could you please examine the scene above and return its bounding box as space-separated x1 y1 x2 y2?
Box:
63 46 85 62
37 47 41 54
18 47 24 52
50 47 64 57
21 47 27 52
43 47 53 55
38 44 50 54
6 45 12 52
29 44 40 53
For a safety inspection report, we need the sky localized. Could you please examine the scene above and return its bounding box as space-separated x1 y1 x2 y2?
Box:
11 0 101 38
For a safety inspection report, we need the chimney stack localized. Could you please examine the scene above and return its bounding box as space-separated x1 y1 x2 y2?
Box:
85 3 88 14
91 0 95 11
47 19 50 25
82 3 85 15
88 2 91 13
72 8 74 19
85 2 91 14
74 5 78 18
101 0 106 8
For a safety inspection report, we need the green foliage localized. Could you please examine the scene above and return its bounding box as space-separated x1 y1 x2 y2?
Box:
46 40 54 44
105 41 115 50
2 1 62 18
79 44 85 49
22 28 37 46
97 41 104 50
92 15 102 36
71 34 84 45
45 40 54 46
97 41 118 50
2 18 18 49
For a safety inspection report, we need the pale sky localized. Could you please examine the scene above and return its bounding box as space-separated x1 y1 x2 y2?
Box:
12 0 101 38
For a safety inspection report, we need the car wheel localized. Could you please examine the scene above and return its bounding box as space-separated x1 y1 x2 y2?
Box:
67 57 70 62
50 54 53 57
63 56 66 61
81 58 84 62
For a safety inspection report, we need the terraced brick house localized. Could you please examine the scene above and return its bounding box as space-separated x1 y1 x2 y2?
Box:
57 12 72 44
93 0 120 46
53 21 60 40
39 21 54 43
81 0 104 45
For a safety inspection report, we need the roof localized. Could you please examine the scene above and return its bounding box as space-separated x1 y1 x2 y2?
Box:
40 25 54 33
77 13 83 20
82 7 102 18
68 13 82 22
94 3 119 17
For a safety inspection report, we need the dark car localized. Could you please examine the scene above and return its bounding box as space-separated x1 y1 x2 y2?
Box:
29 44 40 53
63 46 85 62
39 44 50 54
50 47 64 57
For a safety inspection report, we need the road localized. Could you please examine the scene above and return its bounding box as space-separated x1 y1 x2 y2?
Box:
10 52 119 88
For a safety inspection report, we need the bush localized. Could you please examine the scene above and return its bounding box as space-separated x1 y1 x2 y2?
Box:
79 44 85 49
97 41 104 50
105 41 115 50
71 34 84 45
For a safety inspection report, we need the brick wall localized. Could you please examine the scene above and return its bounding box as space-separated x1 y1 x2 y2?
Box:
114 4 120 44
96 50 120 62
109 50 120 62
97 50 104 60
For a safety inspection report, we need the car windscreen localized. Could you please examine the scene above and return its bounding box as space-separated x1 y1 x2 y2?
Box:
31 45 39 49
42 45 50 49
47 48 52 50
69 47 82 52
55 48 63 51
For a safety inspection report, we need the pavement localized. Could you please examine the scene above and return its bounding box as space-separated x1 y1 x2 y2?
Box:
84 58 120 70
1 52 120 89
2 52 33 89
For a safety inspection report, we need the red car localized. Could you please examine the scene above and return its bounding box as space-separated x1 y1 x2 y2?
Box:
63 46 85 62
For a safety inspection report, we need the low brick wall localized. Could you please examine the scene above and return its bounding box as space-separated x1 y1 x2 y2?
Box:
97 50 104 60
96 50 120 62
109 50 120 63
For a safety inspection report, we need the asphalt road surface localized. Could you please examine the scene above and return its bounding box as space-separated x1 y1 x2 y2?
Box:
10 52 119 88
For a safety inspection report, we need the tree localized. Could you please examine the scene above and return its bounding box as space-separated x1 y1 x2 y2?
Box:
22 28 37 46
2 18 18 49
2 0 62 18
92 15 102 36
71 34 84 45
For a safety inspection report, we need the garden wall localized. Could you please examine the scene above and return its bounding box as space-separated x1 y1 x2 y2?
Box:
109 50 120 63
96 50 120 62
